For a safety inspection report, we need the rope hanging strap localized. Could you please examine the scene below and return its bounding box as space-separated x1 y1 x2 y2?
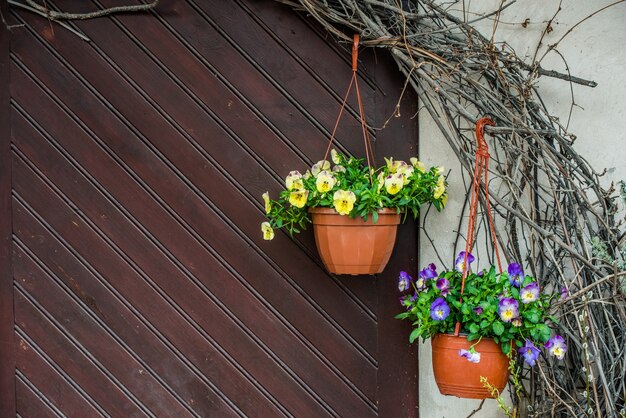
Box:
323 34 375 176
454 117 502 336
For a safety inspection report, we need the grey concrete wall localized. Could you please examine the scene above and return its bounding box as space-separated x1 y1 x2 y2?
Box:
418 1 626 416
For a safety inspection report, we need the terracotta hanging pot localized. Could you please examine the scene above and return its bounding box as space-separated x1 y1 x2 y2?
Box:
431 333 509 399
308 207 400 275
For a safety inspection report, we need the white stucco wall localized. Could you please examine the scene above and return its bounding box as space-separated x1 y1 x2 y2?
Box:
418 1 626 417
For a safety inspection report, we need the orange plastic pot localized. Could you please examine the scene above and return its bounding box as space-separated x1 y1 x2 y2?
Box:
309 207 400 275
431 333 509 399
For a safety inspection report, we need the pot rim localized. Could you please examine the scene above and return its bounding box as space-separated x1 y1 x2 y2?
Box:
432 333 507 355
308 207 400 215
434 332 497 342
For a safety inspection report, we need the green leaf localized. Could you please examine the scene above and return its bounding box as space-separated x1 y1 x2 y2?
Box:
530 328 540 341
372 211 379 224
461 304 471 315
492 322 505 336
409 328 420 344
523 310 541 324
501 341 511 355
469 324 480 334
536 324 551 342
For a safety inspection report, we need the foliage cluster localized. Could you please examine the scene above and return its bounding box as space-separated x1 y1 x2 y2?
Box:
260 150 447 239
396 255 566 366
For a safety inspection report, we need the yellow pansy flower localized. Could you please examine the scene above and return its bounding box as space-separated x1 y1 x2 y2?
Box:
441 193 448 207
397 163 414 185
261 222 275 241
285 171 303 190
330 149 342 164
384 157 395 172
385 157 406 173
311 160 331 176
410 157 426 173
434 175 446 199
292 179 304 190
376 172 385 192
385 173 404 195
333 190 356 215
333 165 346 173
262 192 271 214
436 166 445 175
316 170 336 193
289 189 309 208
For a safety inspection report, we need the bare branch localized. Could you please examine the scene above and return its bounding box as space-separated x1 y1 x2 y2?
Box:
19 0 159 21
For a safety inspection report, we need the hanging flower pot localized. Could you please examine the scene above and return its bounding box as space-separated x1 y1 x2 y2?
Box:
309 207 400 275
260 35 448 274
260 151 446 275
396 119 568 401
431 334 509 399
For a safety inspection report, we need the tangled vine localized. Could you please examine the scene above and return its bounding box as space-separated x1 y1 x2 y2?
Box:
272 0 625 416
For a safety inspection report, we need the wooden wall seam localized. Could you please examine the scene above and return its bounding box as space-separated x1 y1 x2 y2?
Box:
0 2 17 415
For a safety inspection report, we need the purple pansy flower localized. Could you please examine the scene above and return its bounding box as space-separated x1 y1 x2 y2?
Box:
430 298 450 321
508 263 524 287
455 251 475 273
545 335 567 360
473 306 483 315
560 286 568 301
498 297 519 322
398 271 412 292
520 282 540 304
436 278 450 297
415 276 427 291
419 263 438 280
518 339 541 366
459 349 481 363
415 263 437 291
400 292 419 310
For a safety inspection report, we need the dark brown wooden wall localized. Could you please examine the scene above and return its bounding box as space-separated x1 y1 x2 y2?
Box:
1 1 17 415
2 0 419 416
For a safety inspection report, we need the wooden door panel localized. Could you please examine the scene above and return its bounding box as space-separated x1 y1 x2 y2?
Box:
3 0 419 416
